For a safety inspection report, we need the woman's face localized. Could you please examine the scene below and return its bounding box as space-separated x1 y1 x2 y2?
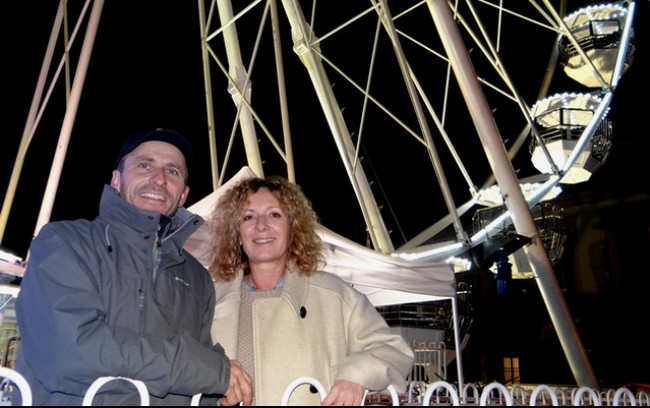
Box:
239 187 290 267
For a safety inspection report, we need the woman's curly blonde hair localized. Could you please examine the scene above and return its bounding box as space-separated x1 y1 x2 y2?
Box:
207 175 325 282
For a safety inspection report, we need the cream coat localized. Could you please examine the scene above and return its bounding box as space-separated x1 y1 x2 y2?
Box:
211 269 414 406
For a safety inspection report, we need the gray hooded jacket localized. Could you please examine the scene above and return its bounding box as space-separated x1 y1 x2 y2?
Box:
15 185 229 405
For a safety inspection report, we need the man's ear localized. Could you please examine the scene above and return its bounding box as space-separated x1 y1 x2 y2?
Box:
177 185 190 208
110 170 121 190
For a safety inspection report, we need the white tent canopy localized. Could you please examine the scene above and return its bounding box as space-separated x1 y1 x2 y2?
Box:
184 167 457 307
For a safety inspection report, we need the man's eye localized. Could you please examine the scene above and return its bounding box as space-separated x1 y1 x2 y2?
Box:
137 163 150 170
167 168 180 176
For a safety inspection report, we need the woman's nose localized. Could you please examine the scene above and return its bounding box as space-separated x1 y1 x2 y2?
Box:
255 217 268 230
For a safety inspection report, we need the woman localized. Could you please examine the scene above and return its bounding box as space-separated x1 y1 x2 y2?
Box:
207 176 414 406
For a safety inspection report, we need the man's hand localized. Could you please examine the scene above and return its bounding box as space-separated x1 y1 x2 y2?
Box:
321 379 364 406
219 360 253 406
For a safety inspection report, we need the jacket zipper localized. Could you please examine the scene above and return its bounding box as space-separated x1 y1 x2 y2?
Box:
137 288 145 331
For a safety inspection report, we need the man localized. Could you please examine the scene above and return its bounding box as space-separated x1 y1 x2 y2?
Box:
14 128 252 405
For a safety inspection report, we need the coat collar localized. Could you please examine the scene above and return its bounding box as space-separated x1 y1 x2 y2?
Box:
214 264 310 318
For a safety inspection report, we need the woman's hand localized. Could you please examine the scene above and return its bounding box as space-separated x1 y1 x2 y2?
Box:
321 379 364 406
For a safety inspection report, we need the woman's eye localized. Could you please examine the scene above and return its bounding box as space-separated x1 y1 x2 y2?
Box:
242 214 253 222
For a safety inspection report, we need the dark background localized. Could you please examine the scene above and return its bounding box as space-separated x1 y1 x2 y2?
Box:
2 1 649 389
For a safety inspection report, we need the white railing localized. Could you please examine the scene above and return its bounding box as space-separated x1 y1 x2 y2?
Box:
0 367 648 406
280 376 327 405
82 376 149 406
0 366 31 406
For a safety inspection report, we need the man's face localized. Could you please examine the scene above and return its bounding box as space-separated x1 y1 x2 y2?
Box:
110 140 190 217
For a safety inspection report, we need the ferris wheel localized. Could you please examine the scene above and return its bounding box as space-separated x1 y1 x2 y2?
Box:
196 0 636 267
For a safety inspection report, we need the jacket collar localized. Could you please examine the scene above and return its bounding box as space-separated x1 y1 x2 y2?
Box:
99 184 204 244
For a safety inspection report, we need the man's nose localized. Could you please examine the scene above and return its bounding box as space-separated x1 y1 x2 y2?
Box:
150 168 167 185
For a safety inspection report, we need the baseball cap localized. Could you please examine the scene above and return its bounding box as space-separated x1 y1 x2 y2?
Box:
115 128 194 174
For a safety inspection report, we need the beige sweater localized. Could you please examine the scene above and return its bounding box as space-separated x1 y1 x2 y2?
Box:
238 287 282 406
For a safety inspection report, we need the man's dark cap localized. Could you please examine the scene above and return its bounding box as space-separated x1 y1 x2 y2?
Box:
115 128 194 174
